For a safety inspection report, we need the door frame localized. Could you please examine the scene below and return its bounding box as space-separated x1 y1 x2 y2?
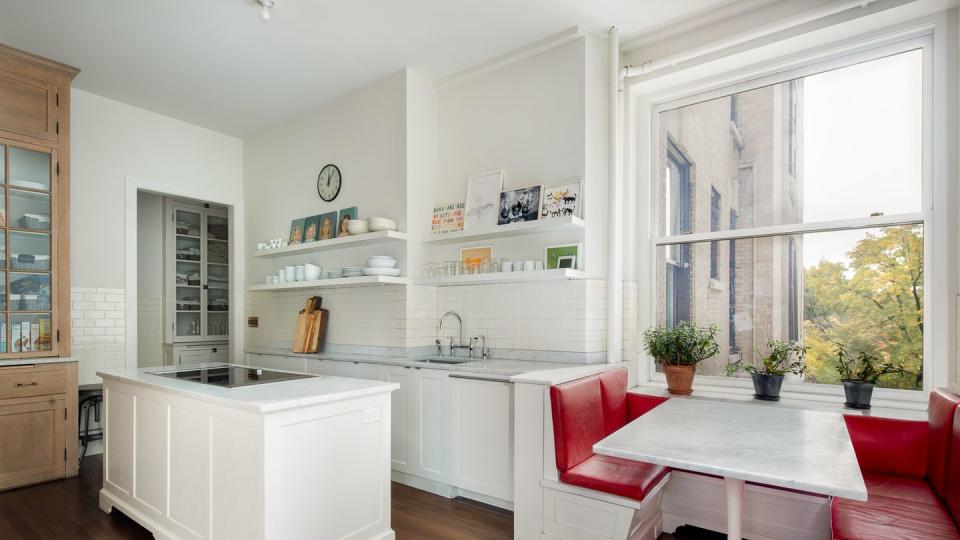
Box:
124 175 245 370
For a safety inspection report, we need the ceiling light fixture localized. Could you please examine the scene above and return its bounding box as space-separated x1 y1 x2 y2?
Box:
256 0 276 21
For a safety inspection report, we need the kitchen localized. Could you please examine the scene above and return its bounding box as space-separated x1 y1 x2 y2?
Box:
1 1 958 540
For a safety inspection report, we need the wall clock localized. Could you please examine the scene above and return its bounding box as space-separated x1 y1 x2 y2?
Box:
317 164 342 202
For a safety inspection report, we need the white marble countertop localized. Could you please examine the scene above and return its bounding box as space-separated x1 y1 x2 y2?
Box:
0 357 76 368
594 398 867 501
246 346 592 381
98 363 399 414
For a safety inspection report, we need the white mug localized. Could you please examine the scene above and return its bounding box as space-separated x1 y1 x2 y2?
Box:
277 270 286 283
524 260 536 272
502 261 513 273
535 260 544 271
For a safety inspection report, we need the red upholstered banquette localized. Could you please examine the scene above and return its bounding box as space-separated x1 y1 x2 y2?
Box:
550 368 669 501
832 389 960 539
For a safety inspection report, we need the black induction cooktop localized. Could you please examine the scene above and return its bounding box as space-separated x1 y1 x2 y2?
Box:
147 365 315 388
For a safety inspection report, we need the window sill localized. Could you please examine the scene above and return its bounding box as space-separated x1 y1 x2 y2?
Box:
630 382 927 421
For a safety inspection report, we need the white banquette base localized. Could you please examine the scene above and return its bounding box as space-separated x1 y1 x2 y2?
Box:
99 376 395 540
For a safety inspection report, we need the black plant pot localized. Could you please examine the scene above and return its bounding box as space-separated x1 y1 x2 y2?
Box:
751 373 784 401
843 380 875 409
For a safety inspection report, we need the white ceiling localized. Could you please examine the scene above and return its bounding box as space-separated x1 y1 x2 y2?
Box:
0 0 737 135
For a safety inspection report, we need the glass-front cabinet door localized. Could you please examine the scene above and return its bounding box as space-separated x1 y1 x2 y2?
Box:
167 202 228 342
0 141 58 355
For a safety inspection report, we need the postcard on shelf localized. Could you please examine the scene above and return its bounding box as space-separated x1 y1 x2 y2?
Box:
498 185 543 224
317 211 338 240
432 202 465 235
460 245 493 269
464 170 503 229
302 215 321 243
337 207 358 236
541 181 581 219
288 218 306 245
546 243 581 270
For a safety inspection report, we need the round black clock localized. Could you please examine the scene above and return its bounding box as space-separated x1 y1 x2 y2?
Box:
317 164 342 202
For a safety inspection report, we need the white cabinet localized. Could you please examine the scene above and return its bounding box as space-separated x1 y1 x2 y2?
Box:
451 375 514 503
382 365 415 473
164 199 230 343
414 368 450 483
164 342 230 367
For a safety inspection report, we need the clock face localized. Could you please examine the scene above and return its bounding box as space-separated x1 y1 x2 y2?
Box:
317 164 342 202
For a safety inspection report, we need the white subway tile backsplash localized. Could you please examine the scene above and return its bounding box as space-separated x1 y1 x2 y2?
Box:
72 287 127 385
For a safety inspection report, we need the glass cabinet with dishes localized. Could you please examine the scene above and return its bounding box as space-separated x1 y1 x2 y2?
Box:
164 200 230 343
0 142 60 356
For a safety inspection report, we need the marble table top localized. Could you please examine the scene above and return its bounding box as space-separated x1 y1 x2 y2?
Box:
594 398 867 501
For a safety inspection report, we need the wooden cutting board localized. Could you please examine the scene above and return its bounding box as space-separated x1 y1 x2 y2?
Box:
307 308 328 353
291 297 317 353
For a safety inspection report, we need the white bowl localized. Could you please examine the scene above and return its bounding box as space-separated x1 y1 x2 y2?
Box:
363 267 401 277
346 220 370 235
367 217 397 232
367 258 397 269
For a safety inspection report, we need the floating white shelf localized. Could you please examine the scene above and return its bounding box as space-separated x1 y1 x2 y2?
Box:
418 268 586 286
253 230 407 258
424 216 584 245
247 275 409 291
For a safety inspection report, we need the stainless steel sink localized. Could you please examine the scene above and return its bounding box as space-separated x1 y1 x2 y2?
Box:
414 356 477 365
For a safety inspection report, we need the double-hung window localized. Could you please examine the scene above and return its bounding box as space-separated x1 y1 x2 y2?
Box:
652 40 929 393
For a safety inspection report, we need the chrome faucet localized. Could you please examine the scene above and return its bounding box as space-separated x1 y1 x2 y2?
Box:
437 311 470 357
471 335 488 360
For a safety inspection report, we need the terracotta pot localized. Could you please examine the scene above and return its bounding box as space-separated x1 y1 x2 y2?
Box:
662 364 695 396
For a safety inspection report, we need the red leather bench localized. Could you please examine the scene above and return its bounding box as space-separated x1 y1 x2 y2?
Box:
550 368 669 501
832 389 960 539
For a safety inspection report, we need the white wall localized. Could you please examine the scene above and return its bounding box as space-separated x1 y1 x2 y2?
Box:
243 71 408 284
71 90 243 289
70 90 243 382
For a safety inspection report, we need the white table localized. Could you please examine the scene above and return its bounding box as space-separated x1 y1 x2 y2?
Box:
594 398 867 540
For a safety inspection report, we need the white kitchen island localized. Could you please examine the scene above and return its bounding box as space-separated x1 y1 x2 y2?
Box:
97 363 399 540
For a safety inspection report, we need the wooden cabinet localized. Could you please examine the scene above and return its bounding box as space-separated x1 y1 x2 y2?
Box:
0 361 78 490
451 375 514 503
0 44 78 360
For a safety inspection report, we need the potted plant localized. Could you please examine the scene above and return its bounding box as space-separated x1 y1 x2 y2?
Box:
834 344 910 409
725 339 806 401
643 321 720 396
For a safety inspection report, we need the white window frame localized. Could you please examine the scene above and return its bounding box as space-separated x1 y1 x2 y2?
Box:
631 22 952 407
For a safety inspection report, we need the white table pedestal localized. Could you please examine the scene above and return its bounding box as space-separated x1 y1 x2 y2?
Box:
724 477 745 539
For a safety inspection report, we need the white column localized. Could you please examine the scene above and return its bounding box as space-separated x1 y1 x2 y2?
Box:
724 476 745 539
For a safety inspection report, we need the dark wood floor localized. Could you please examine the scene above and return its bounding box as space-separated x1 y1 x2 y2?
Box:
0 455 713 539
0 454 513 539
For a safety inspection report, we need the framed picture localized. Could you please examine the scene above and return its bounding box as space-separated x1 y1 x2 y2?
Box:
460 245 493 269
498 185 543 225
545 244 581 270
541 181 581 219
317 211 338 241
464 170 503 229
557 255 577 269
302 215 321 243
432 202 465 235
337 206 358 237
288 218 306 245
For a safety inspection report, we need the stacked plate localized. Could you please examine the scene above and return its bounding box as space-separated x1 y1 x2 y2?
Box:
363 256 401 277
342 267 365 278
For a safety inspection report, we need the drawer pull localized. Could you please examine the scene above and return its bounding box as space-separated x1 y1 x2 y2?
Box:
15 381 38 387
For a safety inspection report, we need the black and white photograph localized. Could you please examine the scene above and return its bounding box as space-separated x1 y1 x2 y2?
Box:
498 185 543 224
